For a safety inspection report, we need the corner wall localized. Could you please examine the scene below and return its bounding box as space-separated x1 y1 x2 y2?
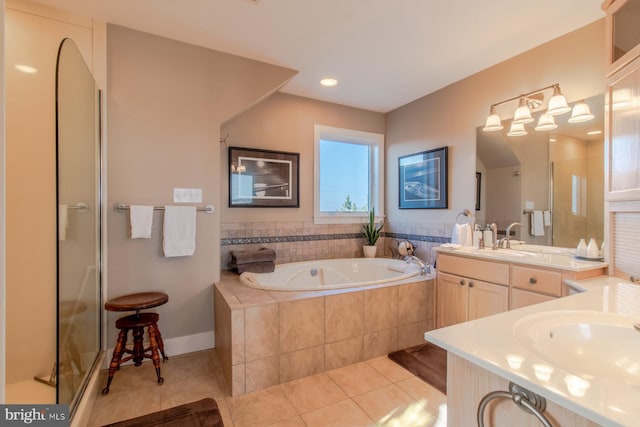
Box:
385 20 606 252
105 25 296 348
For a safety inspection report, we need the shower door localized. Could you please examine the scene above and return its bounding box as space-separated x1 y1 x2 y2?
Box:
56 38 102 411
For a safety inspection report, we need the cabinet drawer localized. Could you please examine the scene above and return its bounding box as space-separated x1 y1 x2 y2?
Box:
511 265 562 296
438 254 509 285
511 288 556 310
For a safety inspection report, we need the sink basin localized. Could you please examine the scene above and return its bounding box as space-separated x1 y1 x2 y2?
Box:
514 311 640 385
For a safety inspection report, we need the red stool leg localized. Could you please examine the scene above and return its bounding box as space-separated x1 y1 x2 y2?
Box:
102 328 128 395
147 323 164 385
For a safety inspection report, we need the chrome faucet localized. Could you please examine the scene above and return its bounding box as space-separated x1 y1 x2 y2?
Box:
405 255 430 275
504 222 522 249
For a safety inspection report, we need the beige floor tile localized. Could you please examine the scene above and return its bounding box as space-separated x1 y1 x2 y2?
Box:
366 356 414 383
395 377 447 415
266 416 307 427
160 374 226 409
301 399 376 427
225 384 298 427
87 385 162 426
160 349 217 383
327 361 391 396
282 373 348 414
353 383 440 427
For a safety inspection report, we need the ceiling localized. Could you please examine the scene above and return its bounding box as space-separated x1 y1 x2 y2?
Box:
27 0 605 113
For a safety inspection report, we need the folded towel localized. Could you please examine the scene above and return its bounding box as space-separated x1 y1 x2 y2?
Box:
230 248 276 265
530 211 545 236
163 206 196 257
543 210 551 227
130 205 154 239
58 204 68 241
451 223 472 246
229 261 275 274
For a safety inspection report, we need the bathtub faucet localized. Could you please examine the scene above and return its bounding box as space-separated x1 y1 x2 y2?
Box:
404 255 430 275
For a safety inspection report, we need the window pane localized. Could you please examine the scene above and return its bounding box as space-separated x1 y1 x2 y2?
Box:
319 139 370 212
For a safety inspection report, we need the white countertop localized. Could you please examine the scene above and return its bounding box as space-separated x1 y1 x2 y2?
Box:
435 245 607 272
425 277 640 427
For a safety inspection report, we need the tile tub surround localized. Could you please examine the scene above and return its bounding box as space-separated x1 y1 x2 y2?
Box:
214 270 435 396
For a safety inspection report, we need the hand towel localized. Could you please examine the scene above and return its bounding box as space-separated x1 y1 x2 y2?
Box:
451 223 472 246
530 211 545 236
58 204 68 241
163 206 196 257
230 248 276 265
130 205 154 239
543 210 551 227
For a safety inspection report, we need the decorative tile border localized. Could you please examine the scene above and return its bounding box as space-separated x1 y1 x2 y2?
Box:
221 232 450 246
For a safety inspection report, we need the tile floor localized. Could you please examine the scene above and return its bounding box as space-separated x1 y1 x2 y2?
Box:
87 349 447 427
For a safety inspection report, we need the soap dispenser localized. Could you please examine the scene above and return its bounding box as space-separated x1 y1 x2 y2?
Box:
483 226 493 249
473 225 482 249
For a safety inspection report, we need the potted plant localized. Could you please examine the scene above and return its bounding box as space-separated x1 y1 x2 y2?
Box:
361 209 384 258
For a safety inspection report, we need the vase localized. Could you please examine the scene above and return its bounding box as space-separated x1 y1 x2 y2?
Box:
363 245 377 258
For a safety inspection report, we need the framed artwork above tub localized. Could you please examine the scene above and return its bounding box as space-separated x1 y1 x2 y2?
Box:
229 146 300 208
399 146 448 209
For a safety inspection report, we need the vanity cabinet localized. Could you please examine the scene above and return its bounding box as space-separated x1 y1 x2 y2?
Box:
510 265 561 309
436 254 509 328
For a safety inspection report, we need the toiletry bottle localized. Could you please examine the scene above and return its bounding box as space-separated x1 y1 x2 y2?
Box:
473 225 482 249
576 238 587 257
483 226 493 250
587 238 599 258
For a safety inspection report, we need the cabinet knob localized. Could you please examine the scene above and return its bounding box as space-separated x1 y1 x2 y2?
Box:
459 279 466 286
631 275 640 283
469 281 474 288
529 277 537 285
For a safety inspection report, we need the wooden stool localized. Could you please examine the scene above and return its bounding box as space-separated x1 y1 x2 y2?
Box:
102 292 169 395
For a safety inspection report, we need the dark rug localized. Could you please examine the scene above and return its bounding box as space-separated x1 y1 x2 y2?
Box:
103 398 224 427
388 342 447 394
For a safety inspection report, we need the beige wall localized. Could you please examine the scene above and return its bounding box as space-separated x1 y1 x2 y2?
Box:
220 92 385 223
1 0 6 403
106 25 296 346
385 20 605 240
5 4 93 384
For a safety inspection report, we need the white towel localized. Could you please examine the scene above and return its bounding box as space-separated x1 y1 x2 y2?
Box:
163 206 196 257
543 210 551 227
530 211 545 236
58 204 68 241
451 223 473 246
130 205 154 239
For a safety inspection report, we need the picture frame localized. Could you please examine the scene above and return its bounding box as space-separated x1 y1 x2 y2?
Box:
229 147 299 208
398 146 448 209
475 172 482 211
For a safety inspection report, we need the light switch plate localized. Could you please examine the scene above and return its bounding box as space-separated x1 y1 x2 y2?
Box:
173 188 202 203
525 201 534 210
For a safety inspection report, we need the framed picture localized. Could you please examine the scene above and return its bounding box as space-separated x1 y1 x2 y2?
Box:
229 147 299 208
398 146 448 209
475 172 482 211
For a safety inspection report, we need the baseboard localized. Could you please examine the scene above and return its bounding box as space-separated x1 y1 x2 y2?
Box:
71 351 106 427
104 330 215 368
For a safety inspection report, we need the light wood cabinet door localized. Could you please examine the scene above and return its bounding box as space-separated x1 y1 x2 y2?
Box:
436 272 468 328
607 54 640 200
468 279 509 321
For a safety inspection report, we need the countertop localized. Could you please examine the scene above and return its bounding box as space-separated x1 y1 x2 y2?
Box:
435 245 607 272
425 276 640 426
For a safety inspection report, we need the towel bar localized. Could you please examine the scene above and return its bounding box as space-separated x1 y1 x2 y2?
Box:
114 203 214 214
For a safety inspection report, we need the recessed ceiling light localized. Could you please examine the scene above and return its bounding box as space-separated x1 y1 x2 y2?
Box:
15 64 38 74
587 130 602 135
320 78 338 87
549 138 557 142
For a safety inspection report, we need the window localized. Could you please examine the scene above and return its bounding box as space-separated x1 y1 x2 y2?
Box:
314 125 384 224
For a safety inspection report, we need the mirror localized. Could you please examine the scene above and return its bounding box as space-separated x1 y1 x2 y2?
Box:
476 94 604 248
56 38 102 410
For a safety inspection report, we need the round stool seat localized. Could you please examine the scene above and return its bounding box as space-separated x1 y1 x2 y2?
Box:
105 292 168 312
115 312 159 329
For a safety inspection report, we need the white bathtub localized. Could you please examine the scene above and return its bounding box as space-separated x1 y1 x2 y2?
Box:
239 257 431 291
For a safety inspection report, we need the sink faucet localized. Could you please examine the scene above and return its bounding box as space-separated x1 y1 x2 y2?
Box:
405 255 430 275
504 222 522 249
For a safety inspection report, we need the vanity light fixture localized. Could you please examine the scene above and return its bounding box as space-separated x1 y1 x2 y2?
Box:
568 100 595 123
482 83 592 136
15 64 38 74
507 122 527 137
